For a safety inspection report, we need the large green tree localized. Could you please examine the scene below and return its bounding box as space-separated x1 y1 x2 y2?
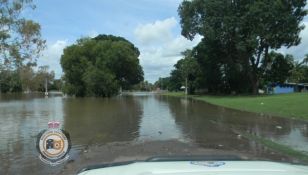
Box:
0 0 45 68
0 0 45 93
60 35 144 97
178 0 307 94
193 38 248 94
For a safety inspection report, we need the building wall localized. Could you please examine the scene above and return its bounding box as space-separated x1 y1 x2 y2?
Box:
273 86 294 94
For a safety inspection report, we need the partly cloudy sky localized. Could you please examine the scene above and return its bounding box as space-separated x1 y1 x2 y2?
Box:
28 0 308 83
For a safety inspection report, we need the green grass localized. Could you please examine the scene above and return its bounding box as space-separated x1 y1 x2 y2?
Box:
162 92 308 120
161 92 187 97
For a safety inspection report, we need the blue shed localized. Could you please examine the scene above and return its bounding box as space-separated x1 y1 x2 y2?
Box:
270 83 308 94
273 85 294 94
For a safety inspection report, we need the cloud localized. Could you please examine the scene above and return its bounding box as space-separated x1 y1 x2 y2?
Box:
135 18 308 83
134 17 177 45
134 17 202 83
37 40 69 78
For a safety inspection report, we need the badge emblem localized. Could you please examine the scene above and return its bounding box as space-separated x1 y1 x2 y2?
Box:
37 121 71 166
191 161 225 167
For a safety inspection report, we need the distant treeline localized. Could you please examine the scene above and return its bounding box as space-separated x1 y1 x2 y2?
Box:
0 65 61 93
155 51 308 94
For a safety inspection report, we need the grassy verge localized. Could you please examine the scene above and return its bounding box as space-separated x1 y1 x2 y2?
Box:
162 92 308 162
161 92 187 97
162 92 308 120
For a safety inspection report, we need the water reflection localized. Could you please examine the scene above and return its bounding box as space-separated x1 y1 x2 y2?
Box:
63 96 142 145
136 95 185 141
162 96 308 152
163 96 249 150
1 93 308 174
0 94 64 174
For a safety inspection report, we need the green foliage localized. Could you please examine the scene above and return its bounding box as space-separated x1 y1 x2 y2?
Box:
154 77 171 91
132 81 154 91
263 52 294 84
169 70 183 91
49 79 62 91
60 35 144 97
0 65 55 93
168 49 202 94
0 0 45 69
178 0 307 94
0 68 21 93
0 0 46 93
193 38 252 94
154 50 203 94
33 65 55 92
289 55 308 83
82 65 118 97
19 65 35 91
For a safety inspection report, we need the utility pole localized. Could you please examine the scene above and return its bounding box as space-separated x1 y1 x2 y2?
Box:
185 77 188 95
45 77 48 96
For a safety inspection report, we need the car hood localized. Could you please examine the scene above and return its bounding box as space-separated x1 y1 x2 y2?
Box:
78 161 308 175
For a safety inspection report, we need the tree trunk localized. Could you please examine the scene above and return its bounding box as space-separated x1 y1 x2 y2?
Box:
249 70 260 95
248 64 259 95
252 79 259 95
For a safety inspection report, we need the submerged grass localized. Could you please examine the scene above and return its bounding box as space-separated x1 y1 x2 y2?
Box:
162 92 308 162
241 132 308 163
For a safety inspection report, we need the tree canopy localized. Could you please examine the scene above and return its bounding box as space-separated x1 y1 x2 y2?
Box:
0 0 45 69
60 34 144 97
178 0 307 94
263 52 294 84
0 0 46 93
153 50 203 94
169 49 202 94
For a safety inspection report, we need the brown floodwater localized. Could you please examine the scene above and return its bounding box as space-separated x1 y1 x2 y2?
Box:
0 92 308 174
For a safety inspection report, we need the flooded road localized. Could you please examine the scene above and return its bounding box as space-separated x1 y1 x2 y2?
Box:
1 92 308 174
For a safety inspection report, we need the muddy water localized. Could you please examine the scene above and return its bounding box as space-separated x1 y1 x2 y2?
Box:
0 92 308 174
